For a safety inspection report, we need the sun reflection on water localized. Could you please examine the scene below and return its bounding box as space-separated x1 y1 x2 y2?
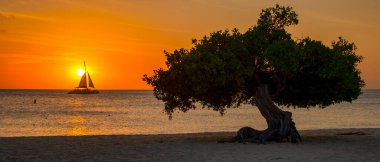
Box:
70 126 88 136
69 115 86 124
68 115 88 136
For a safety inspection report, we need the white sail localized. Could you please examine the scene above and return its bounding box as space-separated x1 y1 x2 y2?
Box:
88 72 95 88
77 73 87 88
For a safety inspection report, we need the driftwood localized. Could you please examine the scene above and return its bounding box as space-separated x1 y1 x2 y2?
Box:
337 131 366 136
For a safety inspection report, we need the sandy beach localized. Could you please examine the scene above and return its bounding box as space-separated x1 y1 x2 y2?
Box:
0 128 379 162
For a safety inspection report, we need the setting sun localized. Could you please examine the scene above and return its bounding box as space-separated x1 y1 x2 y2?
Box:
76 69 85 77
0 1 380 161
0 0 379 90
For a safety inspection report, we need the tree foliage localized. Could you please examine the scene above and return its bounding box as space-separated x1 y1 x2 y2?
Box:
143 5 364 118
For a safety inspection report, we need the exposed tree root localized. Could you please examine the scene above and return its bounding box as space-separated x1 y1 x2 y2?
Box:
219 123 301 144
253 85 302 143
218 85 302 144
218 127 261 143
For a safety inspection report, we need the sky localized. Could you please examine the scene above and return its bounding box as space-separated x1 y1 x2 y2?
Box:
0 0 379 89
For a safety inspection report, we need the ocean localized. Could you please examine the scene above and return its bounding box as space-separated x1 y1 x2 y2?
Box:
0 90 379 137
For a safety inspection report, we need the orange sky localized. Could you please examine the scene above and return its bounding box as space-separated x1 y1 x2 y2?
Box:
0 0 379 89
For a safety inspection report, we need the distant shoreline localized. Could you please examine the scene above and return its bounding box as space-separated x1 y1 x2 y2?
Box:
1 128 379 161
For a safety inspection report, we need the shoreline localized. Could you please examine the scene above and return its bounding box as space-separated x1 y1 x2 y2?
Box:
1 128 380 138
1 127 379 138
1 128 379 161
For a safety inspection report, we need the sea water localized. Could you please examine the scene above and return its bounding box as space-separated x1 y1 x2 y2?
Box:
0 90 379 137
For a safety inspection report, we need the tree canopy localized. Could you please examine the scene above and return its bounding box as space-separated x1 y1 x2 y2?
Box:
143 4 365 118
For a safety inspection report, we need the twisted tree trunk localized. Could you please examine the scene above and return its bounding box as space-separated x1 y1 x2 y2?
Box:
218 84 302 144
221 84 302 144
254 84 301 143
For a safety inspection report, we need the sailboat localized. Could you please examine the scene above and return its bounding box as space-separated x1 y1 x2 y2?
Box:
68 61 99 94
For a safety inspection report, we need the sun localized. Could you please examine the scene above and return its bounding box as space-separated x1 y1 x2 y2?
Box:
76 69 85 76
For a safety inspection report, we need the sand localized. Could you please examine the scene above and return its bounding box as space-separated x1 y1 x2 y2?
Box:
1 128 379 162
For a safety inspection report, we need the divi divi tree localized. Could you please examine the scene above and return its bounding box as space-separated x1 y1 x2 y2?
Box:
143 5 364 143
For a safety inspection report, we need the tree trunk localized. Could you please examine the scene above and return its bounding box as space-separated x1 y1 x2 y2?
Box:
253 84 301 143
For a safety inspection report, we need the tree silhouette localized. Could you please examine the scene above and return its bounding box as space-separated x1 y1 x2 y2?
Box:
143 4 364 143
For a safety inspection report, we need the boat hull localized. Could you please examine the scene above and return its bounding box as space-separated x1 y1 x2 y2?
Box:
68 88 99 94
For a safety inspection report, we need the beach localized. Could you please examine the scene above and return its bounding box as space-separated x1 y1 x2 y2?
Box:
1 128 379 162
1 90 379 161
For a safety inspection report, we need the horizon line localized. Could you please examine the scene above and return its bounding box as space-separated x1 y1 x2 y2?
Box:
0 88 153 91
0 88 379 91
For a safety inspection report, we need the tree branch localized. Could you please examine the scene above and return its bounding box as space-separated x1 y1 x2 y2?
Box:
270 72 287 98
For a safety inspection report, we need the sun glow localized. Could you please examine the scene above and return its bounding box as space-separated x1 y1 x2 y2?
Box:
76 69 85 76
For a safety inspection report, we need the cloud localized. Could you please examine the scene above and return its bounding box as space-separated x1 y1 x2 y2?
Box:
0 11 16 21
0 10 55 22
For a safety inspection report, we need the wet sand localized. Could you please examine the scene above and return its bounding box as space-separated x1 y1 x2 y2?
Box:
1 128 379 162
